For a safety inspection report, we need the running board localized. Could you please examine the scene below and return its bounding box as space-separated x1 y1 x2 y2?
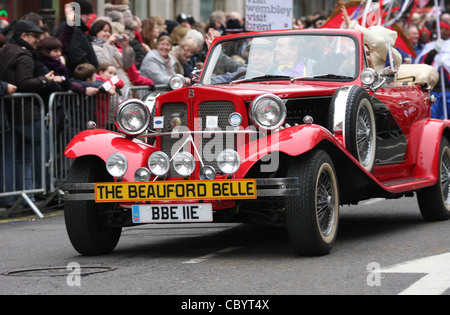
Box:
380 177 433 192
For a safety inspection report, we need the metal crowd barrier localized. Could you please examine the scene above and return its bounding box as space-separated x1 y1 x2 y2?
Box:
0 85 168 218
0 93 47 218
48 85 166 193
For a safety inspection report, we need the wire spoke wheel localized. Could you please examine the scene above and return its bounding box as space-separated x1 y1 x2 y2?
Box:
417 138 450 221
286 150 339 256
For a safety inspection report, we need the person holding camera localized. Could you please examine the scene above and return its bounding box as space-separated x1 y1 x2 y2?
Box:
89 19 134 95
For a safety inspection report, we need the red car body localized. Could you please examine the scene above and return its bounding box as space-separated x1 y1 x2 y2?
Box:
62 29 450 256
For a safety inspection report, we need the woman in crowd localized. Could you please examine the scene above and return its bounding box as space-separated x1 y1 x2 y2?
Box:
170 29 204 81
141 17 160 51
89 19 134 94
140 34 177 85
34 36 72 104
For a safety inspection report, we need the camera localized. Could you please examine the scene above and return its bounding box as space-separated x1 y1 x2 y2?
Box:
117 35 124 41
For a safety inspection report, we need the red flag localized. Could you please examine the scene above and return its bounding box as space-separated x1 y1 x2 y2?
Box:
323 0 363 29
323 0 417 59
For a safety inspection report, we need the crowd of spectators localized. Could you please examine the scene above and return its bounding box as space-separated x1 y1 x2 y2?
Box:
0 0 448 100
0 0 450 205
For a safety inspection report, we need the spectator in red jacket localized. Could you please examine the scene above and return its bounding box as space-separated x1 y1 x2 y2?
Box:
95 62 125 129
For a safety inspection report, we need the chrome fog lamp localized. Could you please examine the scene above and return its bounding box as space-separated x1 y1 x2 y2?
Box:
249 94 286 130
134 167 151 182
199 166 216 180
148 151 170 176
360 68 378 86
169 74 186 90
173 151 196 177
106 153 128 177
217 149 241 174
115 99 150 136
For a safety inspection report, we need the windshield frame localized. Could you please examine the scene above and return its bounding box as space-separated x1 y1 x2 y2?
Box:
200 30 361 85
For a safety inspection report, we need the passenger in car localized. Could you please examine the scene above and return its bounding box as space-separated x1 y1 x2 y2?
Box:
273 36 306 77
341 6 402 74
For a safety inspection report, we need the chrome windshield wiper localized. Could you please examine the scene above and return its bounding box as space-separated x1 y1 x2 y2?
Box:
231 75 292 84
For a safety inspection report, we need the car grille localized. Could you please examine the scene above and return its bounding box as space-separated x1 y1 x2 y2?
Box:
160 101 236 177
161 102 189 176
198 101 237 171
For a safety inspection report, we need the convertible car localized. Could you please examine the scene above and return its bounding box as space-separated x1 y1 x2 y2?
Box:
61 28 449 256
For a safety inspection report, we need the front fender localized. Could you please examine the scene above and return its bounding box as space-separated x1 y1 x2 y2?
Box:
236 124 344 176
412 119 450 181
64 129 156 181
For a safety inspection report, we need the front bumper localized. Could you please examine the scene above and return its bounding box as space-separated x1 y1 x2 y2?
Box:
59 177 299 202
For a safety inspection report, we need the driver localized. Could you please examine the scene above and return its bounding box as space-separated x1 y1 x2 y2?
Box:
211 37 279 84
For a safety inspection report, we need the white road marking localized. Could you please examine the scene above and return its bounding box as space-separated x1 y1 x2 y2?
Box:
360 198 385 205
381 252 450 295
182 247 242 264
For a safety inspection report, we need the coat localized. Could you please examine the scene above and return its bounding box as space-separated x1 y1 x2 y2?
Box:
0 37 50 123
91 39 134 94
140 49 176 85
348 20 402 74
56 21 99 77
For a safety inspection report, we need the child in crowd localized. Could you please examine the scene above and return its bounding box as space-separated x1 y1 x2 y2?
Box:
95 63 124 129
71 63 101 96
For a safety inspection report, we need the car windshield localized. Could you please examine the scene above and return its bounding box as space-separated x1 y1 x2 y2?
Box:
201 33 358 85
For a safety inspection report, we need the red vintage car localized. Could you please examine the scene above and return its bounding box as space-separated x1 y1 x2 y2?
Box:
61 28 450 256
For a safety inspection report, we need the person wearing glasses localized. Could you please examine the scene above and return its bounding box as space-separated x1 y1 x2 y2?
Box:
0 20 54 207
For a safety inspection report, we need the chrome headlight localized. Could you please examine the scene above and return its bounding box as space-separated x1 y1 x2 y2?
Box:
249 94 286 130
199 166 216 180
106 153 128 177
173 151 196 177
169 74 186 90
115 99 150 136
217 149 241 174
148 151 170 176
360 68 378 86
134 167 151 182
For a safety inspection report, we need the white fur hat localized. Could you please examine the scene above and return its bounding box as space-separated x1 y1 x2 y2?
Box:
368 26 398 46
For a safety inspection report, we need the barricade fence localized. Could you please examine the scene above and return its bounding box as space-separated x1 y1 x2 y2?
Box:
1 85 167 217
0 93 47 218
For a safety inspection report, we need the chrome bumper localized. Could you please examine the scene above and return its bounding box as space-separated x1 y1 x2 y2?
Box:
59 178 299 201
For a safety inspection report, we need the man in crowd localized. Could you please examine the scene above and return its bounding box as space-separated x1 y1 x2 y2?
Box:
0 20 54 205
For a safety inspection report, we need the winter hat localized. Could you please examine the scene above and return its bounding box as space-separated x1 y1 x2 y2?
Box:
74 0 93 15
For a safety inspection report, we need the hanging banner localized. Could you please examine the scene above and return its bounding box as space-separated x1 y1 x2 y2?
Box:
245 0 293 31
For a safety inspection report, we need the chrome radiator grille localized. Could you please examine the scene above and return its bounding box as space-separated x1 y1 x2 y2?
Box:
198 101 237 171
160 102 188 177
160 101 236 177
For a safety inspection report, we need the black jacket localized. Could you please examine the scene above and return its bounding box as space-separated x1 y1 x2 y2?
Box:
56 21 99 77
0 36 50 123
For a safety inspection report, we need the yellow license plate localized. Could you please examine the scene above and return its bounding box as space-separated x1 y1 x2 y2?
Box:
95 179 257 203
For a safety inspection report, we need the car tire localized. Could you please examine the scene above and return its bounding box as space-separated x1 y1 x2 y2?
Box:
344 86 377 173
417 137 450 221
64 156 122 255
285 150 339 256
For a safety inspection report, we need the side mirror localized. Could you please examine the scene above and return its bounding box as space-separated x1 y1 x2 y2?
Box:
380 67 396 85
